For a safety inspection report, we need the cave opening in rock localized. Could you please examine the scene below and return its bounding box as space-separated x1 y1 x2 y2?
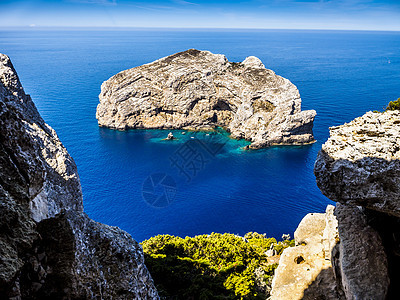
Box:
213 99 231 111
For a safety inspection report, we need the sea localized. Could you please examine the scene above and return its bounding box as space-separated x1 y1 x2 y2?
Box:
1 28 399 242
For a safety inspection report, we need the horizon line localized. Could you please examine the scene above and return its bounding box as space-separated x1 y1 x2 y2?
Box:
0 25 400 33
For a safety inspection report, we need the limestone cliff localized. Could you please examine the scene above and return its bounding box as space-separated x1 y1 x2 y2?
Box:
271 206 342 300
271 110 400 299
96 49 316 149
315 110 400 217
271 204 389 300
314 110 400 298
0 54 158 299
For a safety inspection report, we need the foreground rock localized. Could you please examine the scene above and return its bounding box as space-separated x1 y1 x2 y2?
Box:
270 205 342 300
271 204 389 300
314 110 400 217
96 49 316 149
334 203 389 299
310 109 400 298
0 54 158 299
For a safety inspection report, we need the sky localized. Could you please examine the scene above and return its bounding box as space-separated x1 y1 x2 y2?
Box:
0 0 399 31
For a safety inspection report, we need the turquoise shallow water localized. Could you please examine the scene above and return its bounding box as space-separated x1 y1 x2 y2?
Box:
1 29 400 241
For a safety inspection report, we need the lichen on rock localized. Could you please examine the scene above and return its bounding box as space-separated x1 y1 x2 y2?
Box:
96 49 316 149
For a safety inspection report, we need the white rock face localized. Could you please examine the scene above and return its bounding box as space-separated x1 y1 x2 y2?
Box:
314 110 400 217
242 56 265 69
270 205 342 300
270 204 389 300
96 49 316 149
311 110 396 299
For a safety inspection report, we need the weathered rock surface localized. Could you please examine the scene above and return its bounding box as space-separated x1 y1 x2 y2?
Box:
0 53 158 299
96 49 316 149
270 205 343 300
271 204 389 300
334 203 389 300
311 110 397 299
32 211 158 299
0 53 82 222
314 110 400 217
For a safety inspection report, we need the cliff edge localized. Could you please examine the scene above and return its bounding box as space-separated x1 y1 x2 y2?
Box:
271 110 400 299
0 54 158 299
96 49 316 149
315 110 400 217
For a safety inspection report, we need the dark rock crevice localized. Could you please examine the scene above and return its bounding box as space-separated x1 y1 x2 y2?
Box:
364 209 400 298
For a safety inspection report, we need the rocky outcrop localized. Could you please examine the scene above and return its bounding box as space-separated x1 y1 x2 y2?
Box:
312 110 400 298
314 111 400 217
271 204 389 300
96 49 316 149
0 53 82 222
270 205 343 300
271 110 400 299
334 203 389 299
0 54 158 299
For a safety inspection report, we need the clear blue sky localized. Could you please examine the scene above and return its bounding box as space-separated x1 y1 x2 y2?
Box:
1 0 399 30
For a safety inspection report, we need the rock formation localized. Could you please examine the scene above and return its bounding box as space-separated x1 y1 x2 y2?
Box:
270 205 343 300
271 203 389 300
96 49 316 149
315 110 400 217
333 203 389 299
313 110 400 298
271 110 400 299
0 53 158 299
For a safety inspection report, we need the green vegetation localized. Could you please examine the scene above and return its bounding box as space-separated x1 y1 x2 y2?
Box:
141 232 294 299
385 97 400 111
374 97 400 113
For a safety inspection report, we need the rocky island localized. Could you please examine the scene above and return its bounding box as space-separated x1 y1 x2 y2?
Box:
96 49 316 149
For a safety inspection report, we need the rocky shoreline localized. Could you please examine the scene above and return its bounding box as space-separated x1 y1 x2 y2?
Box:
96 49 316 149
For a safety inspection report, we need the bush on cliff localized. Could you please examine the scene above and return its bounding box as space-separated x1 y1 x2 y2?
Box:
141 232 294 299
385 97 400 111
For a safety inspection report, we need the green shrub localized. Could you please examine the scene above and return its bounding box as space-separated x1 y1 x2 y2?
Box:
141 232 294 299
385 97 400 111
273 239 295 255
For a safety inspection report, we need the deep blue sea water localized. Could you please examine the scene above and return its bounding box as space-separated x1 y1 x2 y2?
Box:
1 28 399 241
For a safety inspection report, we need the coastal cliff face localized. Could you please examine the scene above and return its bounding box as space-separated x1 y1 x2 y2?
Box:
272 110 400 299
315 111 400 217
0 54 158 299
96 49 316 149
